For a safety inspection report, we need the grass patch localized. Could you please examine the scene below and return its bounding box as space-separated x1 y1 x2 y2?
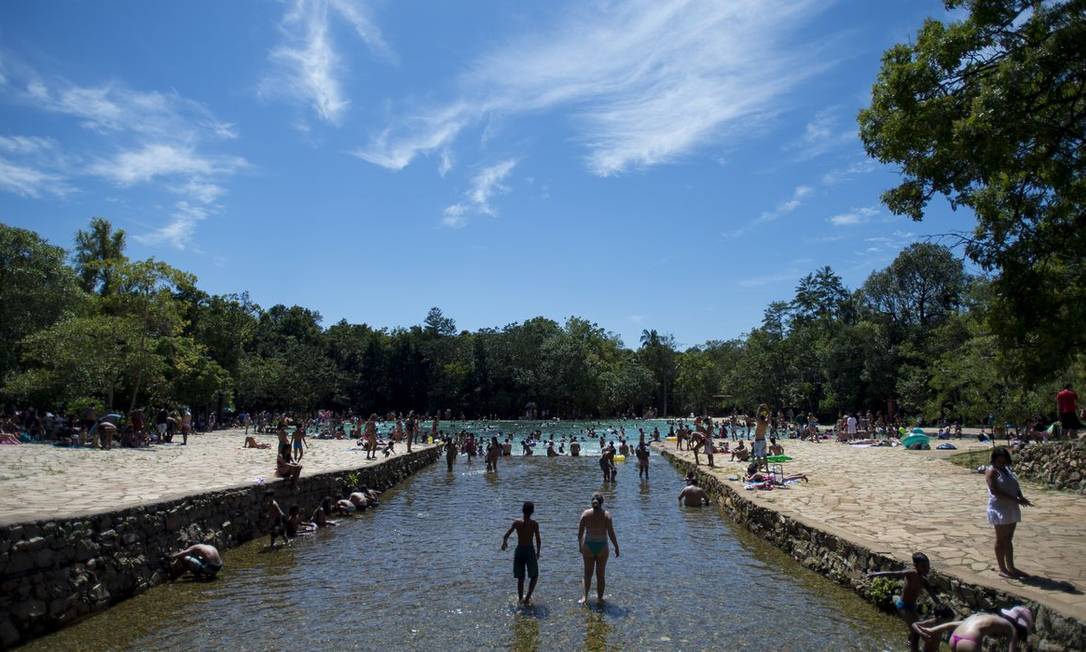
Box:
948 449 990 470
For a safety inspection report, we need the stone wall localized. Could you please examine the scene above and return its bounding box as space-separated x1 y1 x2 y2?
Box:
0 447 439 648
1012 440 1086 494
661 449 1086 652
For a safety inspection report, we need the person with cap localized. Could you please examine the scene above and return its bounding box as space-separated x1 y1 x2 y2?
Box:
913 605 1032 651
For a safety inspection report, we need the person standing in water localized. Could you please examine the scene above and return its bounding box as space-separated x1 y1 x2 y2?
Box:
635 436 650 480
486 436 501 472
501 501 542 606
444 436 458 472
578 492 619 605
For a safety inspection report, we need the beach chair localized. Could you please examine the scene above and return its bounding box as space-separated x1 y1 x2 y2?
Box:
769 463 785 485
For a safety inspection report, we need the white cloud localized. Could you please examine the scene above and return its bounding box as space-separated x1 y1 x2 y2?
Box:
724 183 813 238
438 148 454 177
736 270 801 288
821 158 878 185
0 157 70 198
787 106 857 160
2 59 243 246
0 135 56 154
441 158 517 227
356 0 828 176
264 0 393 125
133 200 211 250
828 205 879 226
88 143 247 186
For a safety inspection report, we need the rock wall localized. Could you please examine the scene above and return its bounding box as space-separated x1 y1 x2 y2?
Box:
0 447 439 648
1012 440 1086 494
661 449 1085 652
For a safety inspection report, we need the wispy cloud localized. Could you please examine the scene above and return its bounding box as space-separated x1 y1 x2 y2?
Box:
264 0 393 126
821 158 878 185
355 0 829 176
724 184 813 238
442 159 517 227
828 205 879 226
0 157 71 198
133 201 211 250
736 270 802 288
1 57 245 247
88 143 246 186
786 106 857 160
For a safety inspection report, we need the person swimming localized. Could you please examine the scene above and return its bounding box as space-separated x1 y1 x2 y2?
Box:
578 492 620 605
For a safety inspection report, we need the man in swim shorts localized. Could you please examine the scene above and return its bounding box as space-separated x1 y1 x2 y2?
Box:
678 476 710 506
501 501 542 606
168 543 223 580
635 436 650 480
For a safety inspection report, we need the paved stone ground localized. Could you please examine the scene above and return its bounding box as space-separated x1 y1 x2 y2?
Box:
0 430 433 526
662 438 1086 622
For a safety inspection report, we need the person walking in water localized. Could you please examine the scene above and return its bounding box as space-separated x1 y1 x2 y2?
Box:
444 436 458 472
486 436 501 472
501 501 542 606
578 492 620 605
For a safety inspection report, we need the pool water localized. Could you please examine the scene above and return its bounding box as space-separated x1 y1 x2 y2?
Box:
28 433 904 651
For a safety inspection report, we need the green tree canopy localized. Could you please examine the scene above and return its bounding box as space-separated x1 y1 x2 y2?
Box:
859 0 1086 378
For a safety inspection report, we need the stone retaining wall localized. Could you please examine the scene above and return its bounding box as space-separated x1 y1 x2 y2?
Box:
1013 440 1086 494
0 447 439 648
661 449 1086 652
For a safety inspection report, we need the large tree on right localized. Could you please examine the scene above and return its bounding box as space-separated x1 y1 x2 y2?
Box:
859 0 1085 379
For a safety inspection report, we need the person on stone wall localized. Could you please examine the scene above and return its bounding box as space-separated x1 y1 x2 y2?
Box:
169 543 222 580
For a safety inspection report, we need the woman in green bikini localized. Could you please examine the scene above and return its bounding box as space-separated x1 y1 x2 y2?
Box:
578 492 620 605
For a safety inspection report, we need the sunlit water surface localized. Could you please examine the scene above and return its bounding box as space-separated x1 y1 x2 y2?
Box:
29 422 903 651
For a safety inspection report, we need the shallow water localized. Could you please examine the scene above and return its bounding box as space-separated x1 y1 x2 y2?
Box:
29 431 904 651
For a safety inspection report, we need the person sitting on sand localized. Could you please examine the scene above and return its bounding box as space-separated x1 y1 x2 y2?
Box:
914 606 1032 652
868 552 940 652
678 477 710 506
312 497 339 527
276 453 302 488
769 438 784 456
244 436 270 449
168 543 222 580
730 440 749 461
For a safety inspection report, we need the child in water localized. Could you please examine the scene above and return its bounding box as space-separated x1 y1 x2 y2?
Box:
501 501 542 606
867 552 941 652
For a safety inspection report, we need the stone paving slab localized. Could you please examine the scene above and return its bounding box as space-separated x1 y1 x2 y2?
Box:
661 439 1086 622
0 430 433 526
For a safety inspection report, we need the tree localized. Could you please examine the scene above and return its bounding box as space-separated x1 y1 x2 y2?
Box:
423 306 457 337
861 243 966 331
859 0 1086 378
639 329 677 416
73 217 127 295
0 224 88 382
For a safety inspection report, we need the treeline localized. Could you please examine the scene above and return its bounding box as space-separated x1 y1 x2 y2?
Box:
0 218 1079 423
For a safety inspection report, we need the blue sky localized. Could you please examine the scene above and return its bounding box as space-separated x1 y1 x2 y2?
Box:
0 0 977 348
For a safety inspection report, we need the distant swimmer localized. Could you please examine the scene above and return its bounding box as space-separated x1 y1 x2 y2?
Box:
168 543 222 580
501 501 542 606
578 493 619 605
679 476 710 506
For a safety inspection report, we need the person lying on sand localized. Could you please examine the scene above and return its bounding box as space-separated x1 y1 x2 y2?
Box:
744 463 808 484
244 436 271 449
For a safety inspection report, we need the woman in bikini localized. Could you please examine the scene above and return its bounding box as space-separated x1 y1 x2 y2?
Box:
578 492 620 605
914 606 1032 651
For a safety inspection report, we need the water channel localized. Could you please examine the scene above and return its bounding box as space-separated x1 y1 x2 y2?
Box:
29 422 903 651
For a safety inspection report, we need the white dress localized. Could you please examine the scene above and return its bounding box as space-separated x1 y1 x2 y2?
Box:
987 467 1022 525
